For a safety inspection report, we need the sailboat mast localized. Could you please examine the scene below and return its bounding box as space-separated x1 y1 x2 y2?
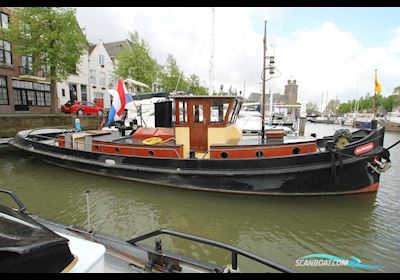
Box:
209 8 215 96
261 21 267 141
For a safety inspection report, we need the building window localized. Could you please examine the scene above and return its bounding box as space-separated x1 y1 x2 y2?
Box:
99 54 105 65
90 69 96 84
12 80 51 107
99 72 106 87
36 91 45 106
27 90 36 106
0 76 8 105
0 40 12 66
44 92 51 106
108 74 115 89
0 13 9 29
21 55 33 74
81 85 87 101
62 89 65 97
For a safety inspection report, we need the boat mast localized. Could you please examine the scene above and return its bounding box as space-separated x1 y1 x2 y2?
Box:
261 21 267 141
209 7 215 96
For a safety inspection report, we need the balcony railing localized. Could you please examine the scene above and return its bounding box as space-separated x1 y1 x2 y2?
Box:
19 66 45 77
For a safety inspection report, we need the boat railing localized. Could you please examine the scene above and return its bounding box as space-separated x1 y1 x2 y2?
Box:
0 189 27 213
25 132 183 158
25 126 77 139
210 141 317 154
127 229 296 273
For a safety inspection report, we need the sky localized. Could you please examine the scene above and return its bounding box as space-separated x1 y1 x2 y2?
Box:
76 7 400 104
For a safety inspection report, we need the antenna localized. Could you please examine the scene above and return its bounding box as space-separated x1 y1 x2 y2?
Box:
209 7 215 96
261 21 267 141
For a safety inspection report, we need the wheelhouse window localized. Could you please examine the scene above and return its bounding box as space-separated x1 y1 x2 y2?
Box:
193 104 204 123
210 100 229 124
229 100 242 124
0 76 8 105
178 101 187 123
0 40 12 66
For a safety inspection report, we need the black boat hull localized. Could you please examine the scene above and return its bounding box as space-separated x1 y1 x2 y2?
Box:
9 128 386 196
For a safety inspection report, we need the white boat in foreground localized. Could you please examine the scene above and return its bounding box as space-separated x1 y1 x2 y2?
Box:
0 189 295 273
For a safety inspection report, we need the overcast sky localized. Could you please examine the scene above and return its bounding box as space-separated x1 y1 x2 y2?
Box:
76 7 400 104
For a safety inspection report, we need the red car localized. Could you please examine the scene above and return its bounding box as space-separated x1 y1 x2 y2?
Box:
61 101 103 116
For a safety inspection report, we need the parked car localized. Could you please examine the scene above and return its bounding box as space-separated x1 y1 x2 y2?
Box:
61 101 103 116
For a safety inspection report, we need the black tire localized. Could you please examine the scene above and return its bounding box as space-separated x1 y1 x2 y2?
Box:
77 109 84 116
332 129 353 143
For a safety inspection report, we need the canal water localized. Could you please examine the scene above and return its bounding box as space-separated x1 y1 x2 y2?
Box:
0 123 399 272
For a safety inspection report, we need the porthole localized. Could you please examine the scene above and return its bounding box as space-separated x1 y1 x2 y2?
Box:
221 152 228 159
292 147 300 154
149 150 154 156
256 151 264 158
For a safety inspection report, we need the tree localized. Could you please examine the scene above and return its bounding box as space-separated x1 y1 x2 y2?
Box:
325 99 341 115
382 95 400 112
159 54 188 92
0 7 87 112
306 101 318 115
114 31 159 92
393 85 400 95
338 102 352 114
187 74 208 95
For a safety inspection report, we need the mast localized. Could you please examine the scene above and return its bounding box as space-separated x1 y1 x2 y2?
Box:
261 21 267 141
209 7 215 96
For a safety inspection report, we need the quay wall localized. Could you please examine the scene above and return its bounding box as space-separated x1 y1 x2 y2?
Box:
0 114 101 138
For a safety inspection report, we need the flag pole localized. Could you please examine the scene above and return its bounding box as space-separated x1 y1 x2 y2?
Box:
373 69 377 120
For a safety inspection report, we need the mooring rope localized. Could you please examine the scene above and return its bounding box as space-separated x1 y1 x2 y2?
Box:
386 139 400 150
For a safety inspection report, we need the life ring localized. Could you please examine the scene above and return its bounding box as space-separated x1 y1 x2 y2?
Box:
142 137 164 145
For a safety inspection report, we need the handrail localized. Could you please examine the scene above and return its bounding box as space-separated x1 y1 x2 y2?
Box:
25 132 182 159
127 229 296 273
210 142 317 152
25 126 76 139
0 189 27 213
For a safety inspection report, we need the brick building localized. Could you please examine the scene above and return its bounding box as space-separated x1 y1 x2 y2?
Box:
0 7 53 114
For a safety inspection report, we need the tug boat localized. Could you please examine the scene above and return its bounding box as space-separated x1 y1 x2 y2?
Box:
0 189 294 273
9 95 392 195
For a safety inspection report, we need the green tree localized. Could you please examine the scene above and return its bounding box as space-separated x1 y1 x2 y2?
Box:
114 31 159 92
159 54 188 92
382 95 400 112
325 99 341 114
187 74 207 95
0 7 87 112
306 101 319 115
393 85 400 95
338 102 352 114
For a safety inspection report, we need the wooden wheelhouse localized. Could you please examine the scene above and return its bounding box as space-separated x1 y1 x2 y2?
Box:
174 96 243 157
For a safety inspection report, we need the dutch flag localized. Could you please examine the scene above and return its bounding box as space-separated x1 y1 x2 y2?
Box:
107 79 133 126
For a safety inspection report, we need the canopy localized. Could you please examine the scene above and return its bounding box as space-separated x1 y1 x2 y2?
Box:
125 78 151 90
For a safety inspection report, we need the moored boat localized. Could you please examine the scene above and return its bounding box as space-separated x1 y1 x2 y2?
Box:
9 94 392 195
378 111 400 132
0 189 294 273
